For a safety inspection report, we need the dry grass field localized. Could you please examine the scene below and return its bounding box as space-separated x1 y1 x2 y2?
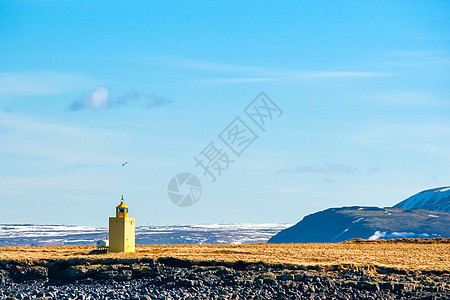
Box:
1 239 449 273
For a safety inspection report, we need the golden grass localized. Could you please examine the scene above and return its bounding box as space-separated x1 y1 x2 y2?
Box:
0 241 449 272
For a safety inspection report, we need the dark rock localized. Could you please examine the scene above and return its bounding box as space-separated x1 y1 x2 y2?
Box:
132 264 156 278
393 282 416 293
276 274 294 281
175 279 194 288
357 281 379 291
64 265 91 279
0 259 446 299
379 281 394 290
0 269 9 284
11 266 48 282
116 269 133 281
95 270 119 280
158 257 192 268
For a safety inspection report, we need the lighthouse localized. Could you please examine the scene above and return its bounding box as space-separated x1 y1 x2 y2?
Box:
109 196 135 253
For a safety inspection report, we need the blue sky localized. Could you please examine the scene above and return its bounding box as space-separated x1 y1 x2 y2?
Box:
0 1 449 226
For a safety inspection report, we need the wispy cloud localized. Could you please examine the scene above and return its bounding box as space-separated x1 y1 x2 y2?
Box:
69 87 173 111
411 33 450 42
385 50 450 67
292 71 389 78
132 55 264 74
0 113 125 165
274 185 351 197
0 106 11 113
352 122 450 160
369 91 449 106
353 122 450 142
279 163 360 175
146 95 173 108
196 77 275 83
131 55 392 82
0 71 95 96
117 90 173 108
368 167 381 175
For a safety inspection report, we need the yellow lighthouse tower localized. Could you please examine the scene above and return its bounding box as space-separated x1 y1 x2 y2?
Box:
109 196 135 253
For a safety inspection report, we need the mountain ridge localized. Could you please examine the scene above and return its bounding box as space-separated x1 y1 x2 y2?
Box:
394 186 450 212
268 206 450 243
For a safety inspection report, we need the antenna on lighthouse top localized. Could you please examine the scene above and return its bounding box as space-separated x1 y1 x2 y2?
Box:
119 161 128 205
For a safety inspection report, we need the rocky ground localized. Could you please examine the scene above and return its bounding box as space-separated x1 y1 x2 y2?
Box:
0 257 449 300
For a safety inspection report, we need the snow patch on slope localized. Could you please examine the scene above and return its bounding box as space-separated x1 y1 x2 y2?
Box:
352 217 364 224
369 231 438 240
331 228 349 242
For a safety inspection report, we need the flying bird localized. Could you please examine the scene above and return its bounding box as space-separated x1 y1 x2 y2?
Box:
122 161 128 167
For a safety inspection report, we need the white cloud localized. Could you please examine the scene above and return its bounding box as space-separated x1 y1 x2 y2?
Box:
70 88 173 111
89 86 110 108
69 86 111 111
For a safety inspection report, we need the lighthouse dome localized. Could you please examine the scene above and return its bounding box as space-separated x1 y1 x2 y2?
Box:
116 195 129 217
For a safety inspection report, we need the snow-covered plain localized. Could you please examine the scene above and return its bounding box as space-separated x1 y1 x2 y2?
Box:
0 223 293 247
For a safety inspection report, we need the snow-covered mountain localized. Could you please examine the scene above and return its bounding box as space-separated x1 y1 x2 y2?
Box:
268 206 450 243
269 186 450 243
0 223 292 247
394 186 450 212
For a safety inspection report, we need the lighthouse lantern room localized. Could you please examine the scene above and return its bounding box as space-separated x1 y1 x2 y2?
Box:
109 196 135 253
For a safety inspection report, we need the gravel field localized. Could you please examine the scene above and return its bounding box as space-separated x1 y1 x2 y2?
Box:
0 239 449 299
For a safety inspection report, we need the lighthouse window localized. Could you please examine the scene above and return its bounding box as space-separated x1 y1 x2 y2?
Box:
117 208 127 214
